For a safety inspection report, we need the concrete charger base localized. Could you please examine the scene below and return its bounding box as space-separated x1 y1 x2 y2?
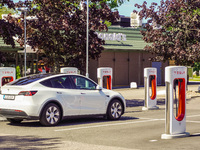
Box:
142 106 159 111
161 132 190 139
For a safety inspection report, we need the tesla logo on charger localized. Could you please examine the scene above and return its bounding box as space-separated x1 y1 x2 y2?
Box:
102 70 111 75
66 71 76 74
174 71 185 75
2 71 13 74
149 70 156 73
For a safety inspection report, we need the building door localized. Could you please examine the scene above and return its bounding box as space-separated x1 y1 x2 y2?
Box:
114 52 129 86
152 62 162 85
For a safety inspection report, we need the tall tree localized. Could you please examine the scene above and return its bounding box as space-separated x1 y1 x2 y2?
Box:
105 0 129 9
0 0 22 63
0 6 15 19
134 0 200 66
14 0 120 73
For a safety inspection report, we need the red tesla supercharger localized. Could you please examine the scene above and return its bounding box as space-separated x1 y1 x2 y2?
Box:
161 66 190 139
142 67 159 110
0 67 16 87
97 67 112 90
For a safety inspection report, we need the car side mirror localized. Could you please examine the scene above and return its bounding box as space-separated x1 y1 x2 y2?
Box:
96 85 102 90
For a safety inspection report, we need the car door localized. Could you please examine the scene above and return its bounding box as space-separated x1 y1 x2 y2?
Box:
44 76 81 116
69 75 107 115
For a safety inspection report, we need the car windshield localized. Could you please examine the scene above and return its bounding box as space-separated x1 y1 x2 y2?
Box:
7 73 56 85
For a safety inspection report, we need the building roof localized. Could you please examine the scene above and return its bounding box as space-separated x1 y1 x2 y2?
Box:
101 27 148 51
0 27 148 52
0 38 23 52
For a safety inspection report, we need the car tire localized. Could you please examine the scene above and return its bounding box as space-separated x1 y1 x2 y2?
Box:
107 99 123 120
7 118 23 124
40 103 61 126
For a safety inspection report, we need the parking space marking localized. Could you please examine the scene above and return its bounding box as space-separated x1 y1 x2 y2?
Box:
187 114 200 118
187 120 200 123
191 133 200 136
54 114 200 132
140 117 165 121
54 119 163 132
149 140 158 142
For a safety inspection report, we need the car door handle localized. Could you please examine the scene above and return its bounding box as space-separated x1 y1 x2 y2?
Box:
81 93 86 94
57 92 62 94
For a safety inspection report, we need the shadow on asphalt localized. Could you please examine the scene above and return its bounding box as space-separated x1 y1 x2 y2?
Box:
126 98 165 107
6 116 139 128
59 116 139 127
157 98 165 105
190 133 200 137
7 121 42 127
0 135 61 149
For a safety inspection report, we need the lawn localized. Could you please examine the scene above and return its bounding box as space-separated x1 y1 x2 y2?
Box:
189 76 200 81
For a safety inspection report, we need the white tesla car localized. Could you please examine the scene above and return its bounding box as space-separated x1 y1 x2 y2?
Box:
0 74 126 126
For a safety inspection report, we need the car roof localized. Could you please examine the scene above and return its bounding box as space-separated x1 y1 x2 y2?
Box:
7 73 56 85
7 73 94 86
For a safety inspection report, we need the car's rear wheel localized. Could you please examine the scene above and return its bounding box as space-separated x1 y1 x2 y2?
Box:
107 99 123 120
40 103 61 126
7 118 23 124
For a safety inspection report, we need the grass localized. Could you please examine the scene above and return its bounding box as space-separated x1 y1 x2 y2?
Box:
189 75 200 81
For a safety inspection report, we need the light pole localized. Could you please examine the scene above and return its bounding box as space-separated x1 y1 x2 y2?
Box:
86 0 89 78
18 7 28 77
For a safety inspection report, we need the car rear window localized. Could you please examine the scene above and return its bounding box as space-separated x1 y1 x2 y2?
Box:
8 74 55 85
40 76 73 89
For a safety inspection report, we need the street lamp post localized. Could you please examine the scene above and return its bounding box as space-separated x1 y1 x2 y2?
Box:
86 0 89 78
18 7 28 77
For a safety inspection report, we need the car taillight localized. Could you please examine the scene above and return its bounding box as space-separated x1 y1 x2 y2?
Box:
18 91 38 96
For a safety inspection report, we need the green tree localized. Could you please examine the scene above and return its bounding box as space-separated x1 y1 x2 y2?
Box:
0 0 22 63
134 0 200 66
14 0 121 73
0 6 15 19
104 0 129 9
16 65 21 79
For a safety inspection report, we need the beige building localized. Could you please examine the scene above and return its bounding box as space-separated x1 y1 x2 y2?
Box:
89 27 168 87
0 26 168 87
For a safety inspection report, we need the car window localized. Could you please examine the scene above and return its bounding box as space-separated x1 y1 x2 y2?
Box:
40 76 72 89
9 74 55 85
70 75 96 90
40 79 52 87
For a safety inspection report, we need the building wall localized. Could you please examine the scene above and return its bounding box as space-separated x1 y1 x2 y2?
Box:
89 50 168 87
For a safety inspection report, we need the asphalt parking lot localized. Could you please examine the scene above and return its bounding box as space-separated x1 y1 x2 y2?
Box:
0 84 200 150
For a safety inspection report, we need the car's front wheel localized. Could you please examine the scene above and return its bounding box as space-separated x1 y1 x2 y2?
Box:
107 99 123 120
40 103 61 126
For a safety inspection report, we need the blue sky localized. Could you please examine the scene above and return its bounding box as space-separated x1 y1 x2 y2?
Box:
13 0 22 2
117 0 161 17
13 0 161 17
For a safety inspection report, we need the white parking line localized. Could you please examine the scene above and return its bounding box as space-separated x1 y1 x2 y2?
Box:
54 119 163 132
187 114 200 118
140 117 165 121
191 133 200 136
54 114 200 132
149 140 158 142
187 120 200 123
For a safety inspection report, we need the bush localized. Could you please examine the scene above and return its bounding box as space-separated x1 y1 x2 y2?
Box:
16 66 21 79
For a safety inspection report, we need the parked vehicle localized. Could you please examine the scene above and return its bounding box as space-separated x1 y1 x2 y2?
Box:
0 73 126 126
